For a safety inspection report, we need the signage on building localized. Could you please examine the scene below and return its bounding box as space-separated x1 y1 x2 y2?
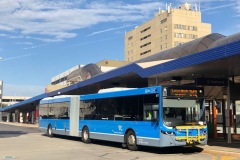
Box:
195 78 228 86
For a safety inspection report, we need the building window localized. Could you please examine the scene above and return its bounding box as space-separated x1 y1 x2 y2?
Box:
175 33 179 38
181 33 186 38
175 41 184 46
175 24 197 31
181 25 186 30
175 33 186 38
189 34 198 39
128 36 133 40
140 42 151 48
161 18 167 24
140 50 151 55
141 26 151 33
165 35 167 40
140 34 151 41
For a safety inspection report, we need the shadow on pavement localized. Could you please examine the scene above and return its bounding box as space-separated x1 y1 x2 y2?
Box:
0 131 27 138
207 139 240 149
0 123 40 138
45 134 203 155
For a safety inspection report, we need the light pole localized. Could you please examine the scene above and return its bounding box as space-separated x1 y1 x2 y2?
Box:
0 57 3 122
0 58 3 121
0 80 3 122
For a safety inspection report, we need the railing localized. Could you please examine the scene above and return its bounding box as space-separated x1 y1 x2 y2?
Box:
175 125 207 144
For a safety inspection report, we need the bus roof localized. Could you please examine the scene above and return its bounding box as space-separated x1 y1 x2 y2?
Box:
80 86 161 100
40 95 73 104
98 87 136 93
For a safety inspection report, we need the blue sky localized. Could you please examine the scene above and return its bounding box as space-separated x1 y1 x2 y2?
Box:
0 0 239 96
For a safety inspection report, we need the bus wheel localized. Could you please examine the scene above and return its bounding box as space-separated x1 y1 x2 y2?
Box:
47 124 53 137
82 127 91 143
126 130 138 151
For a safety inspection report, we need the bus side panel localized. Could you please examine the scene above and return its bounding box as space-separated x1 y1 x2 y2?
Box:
39 119 70 136
80 120 124 142
79 120 160 146
39 119 49 134
70 96 80 137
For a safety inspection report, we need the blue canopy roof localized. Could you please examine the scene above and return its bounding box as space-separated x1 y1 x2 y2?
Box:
1 33 240 112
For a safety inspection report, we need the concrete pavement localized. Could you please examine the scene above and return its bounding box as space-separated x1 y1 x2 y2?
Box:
199 138 240 157
1 122 240 157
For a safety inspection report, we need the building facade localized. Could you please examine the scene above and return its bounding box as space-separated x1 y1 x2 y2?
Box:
2 96 31 107
46 60 130 92
125 3 211 61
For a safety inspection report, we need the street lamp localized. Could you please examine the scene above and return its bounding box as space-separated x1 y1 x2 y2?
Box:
0 80 3 122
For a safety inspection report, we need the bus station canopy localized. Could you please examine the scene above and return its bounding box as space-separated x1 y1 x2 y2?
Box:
1 32 240 112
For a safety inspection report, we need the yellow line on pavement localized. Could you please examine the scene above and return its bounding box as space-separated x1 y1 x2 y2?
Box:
221 156 238 160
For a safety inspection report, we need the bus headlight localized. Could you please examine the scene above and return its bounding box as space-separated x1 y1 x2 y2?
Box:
161 130 175 135
202 130 207 135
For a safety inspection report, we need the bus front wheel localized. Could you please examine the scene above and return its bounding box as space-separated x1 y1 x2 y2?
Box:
47 124 53 137
82 127 91 143
126 130 138 151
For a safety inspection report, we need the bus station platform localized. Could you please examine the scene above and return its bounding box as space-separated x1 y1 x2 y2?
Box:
1 122 240 157
199 138 240 157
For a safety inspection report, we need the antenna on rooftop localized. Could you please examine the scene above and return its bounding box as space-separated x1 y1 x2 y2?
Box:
199 2 201 11
166 3 172 13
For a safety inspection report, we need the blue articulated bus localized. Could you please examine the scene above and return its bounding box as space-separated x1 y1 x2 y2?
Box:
39 86 208 150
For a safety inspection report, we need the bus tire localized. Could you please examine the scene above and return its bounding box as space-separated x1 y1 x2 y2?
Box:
82 127 91 143
126 130 138 151
47 124 53 137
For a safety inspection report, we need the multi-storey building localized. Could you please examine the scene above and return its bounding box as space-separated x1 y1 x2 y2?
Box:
46 60 130 93
125 3 211 61
2 96 31 106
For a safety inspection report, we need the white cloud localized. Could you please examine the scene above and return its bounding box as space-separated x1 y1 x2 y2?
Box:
0 33 24 39
201 3 235 12
178 0 237 10
178 0 231 3
88 24 135 36
3 83 44 97
234 0 240 16
1 53 35 62
73 36 123 47
24 44 47 50
16 42 33 45
0 0 163 42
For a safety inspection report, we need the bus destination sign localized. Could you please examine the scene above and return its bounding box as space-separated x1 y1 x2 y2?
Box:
169 89 198 97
